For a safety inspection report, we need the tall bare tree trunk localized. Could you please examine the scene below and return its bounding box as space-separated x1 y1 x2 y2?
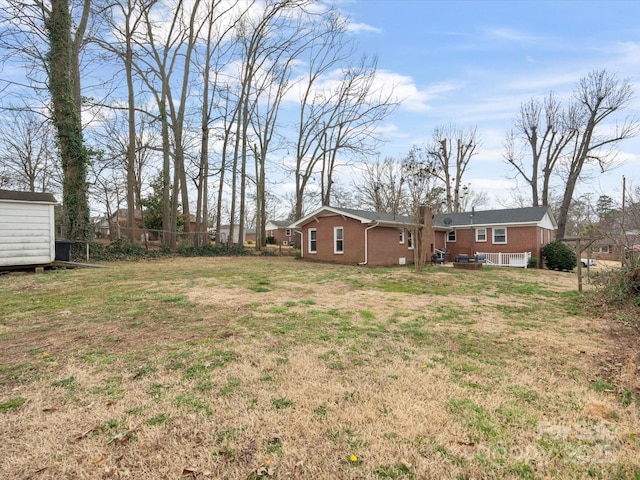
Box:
46 0 90 240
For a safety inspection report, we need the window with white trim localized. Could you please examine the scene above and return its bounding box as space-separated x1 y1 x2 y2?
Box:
334 226 344 254
308 228 317 253
493 227 507 244
285 228 291 237
407 230 414 249
399 229 405 244
594 245 609 254
447 230 456 242
476 228 487 242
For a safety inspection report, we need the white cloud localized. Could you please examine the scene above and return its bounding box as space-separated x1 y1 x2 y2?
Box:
484 27 546 44
345 21 382 34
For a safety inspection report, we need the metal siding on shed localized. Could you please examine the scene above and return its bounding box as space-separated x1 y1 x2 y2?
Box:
0 199 56 266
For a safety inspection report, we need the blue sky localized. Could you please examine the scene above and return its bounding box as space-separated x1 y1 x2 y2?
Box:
335 0 640 207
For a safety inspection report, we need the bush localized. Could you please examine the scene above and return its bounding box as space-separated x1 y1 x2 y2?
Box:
177 244 249 257
527 257 538 269
592 257 640 306
85 238 168 261
542 241 576 271
266 236 276 245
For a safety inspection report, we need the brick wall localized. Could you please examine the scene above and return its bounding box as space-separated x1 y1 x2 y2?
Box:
434 225 555 261
301 215 416 266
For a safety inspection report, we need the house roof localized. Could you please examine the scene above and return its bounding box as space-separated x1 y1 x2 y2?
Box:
291 205 557 231
290 206 414 228
266 219 291 228
0 189 57 204
433 206 556 229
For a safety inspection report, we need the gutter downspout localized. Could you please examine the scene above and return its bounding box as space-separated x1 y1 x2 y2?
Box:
358 221 379 266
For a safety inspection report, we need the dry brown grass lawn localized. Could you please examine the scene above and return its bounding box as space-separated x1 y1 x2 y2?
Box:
0 257 638 479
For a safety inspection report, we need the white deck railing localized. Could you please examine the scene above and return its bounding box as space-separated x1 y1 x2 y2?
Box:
478 252 531 268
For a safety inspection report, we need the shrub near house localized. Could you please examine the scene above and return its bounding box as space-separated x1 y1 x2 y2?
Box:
542 241 577 271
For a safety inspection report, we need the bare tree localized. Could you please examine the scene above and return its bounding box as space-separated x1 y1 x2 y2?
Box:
127 0 206 247
193 0 241 247
504 93 577 207
46 0 93 239
290 11 398 219
556 70 638 239
401 146 443 273
0 110 58 192
353 157 406 215
426 123 479 213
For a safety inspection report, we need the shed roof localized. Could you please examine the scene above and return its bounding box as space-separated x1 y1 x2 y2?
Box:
0 189 57 204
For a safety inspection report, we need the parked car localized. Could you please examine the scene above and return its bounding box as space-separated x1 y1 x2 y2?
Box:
581 258 597 267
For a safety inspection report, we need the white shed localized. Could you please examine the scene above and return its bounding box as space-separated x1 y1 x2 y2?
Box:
0 189 58 267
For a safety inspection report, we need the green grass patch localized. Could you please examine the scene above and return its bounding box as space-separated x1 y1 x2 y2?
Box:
0 397 27 413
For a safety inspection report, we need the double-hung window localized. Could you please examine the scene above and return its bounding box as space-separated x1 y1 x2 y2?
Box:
447 230 456 242
308 228 317 253
334 226 344 254
399 229 405 244
407 230 414 249
476 228 487 242
493 227 507 244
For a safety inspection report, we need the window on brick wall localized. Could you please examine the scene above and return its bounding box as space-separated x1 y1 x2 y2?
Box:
309 228 317 253
476 228 487 242
399 229 405 244
493 227 507 244
407 230 414 249
447 230 456 242
334 226 344 254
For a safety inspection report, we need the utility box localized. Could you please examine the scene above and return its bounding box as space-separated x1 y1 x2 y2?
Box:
55 239 73 261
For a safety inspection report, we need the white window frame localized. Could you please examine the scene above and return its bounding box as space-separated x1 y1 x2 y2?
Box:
285 228 291 237
334 226 344 254
308 228 317 253
476 228 487 242
407 230 414 250
447 230 456 242
492 227 507 244
399 228 405 244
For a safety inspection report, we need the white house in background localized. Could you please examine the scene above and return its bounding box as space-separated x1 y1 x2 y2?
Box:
217 224 244 245
0 189 58 268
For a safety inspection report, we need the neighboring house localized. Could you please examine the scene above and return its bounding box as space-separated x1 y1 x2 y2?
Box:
245 229 256 244
218 224 245 245
266 219 294 246
290 206 422 267
290 205 556 267
432 206 556 263
95 209 147 241
577 229 640 262
0 189 57 267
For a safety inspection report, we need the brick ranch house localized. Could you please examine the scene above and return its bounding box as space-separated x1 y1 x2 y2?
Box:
265 220 295 246
432 206 556 264
290 205 556 267
290 207 420 267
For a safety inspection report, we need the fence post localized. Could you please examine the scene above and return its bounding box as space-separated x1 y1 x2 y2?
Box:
498 252 502 266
